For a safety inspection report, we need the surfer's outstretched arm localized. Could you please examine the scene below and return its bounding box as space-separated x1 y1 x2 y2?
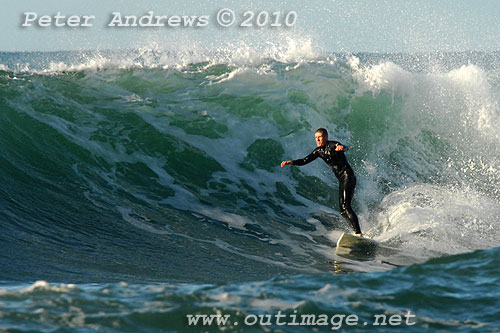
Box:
281 150 319 168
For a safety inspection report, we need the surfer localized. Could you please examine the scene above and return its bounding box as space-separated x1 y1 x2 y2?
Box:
281 128 363 236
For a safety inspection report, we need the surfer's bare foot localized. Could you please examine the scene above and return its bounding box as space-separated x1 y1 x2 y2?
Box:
355 233 364 237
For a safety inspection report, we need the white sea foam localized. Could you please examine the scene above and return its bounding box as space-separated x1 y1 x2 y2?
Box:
373 184 500 255
0 281 79 296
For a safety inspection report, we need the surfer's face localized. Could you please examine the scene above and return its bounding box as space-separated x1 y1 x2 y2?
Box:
315 132 327 147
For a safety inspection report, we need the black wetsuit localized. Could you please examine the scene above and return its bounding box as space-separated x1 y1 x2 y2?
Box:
291 141 361 234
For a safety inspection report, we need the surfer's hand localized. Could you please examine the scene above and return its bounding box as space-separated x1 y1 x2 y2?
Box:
335 144 344 151
281 160 292 167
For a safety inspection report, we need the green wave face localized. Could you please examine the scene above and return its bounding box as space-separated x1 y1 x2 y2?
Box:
1 52 499 283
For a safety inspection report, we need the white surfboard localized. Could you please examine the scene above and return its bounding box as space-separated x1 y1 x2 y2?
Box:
336 232 377 248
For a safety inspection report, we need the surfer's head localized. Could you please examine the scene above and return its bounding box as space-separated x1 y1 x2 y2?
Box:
315 128 328 147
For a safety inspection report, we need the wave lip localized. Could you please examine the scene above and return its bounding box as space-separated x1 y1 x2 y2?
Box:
0 32 321 74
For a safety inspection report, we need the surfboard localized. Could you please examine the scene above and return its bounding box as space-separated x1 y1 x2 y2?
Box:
336 232 377 248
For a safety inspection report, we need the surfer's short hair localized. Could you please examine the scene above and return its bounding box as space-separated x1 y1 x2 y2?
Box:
315 128 328 137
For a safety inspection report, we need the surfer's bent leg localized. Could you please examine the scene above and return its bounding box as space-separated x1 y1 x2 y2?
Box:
339 173 362 234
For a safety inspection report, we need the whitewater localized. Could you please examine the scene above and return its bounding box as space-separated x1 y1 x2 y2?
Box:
0 42 499 331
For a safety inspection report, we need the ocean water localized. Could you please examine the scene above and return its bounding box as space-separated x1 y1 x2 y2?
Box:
0 43 499 331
